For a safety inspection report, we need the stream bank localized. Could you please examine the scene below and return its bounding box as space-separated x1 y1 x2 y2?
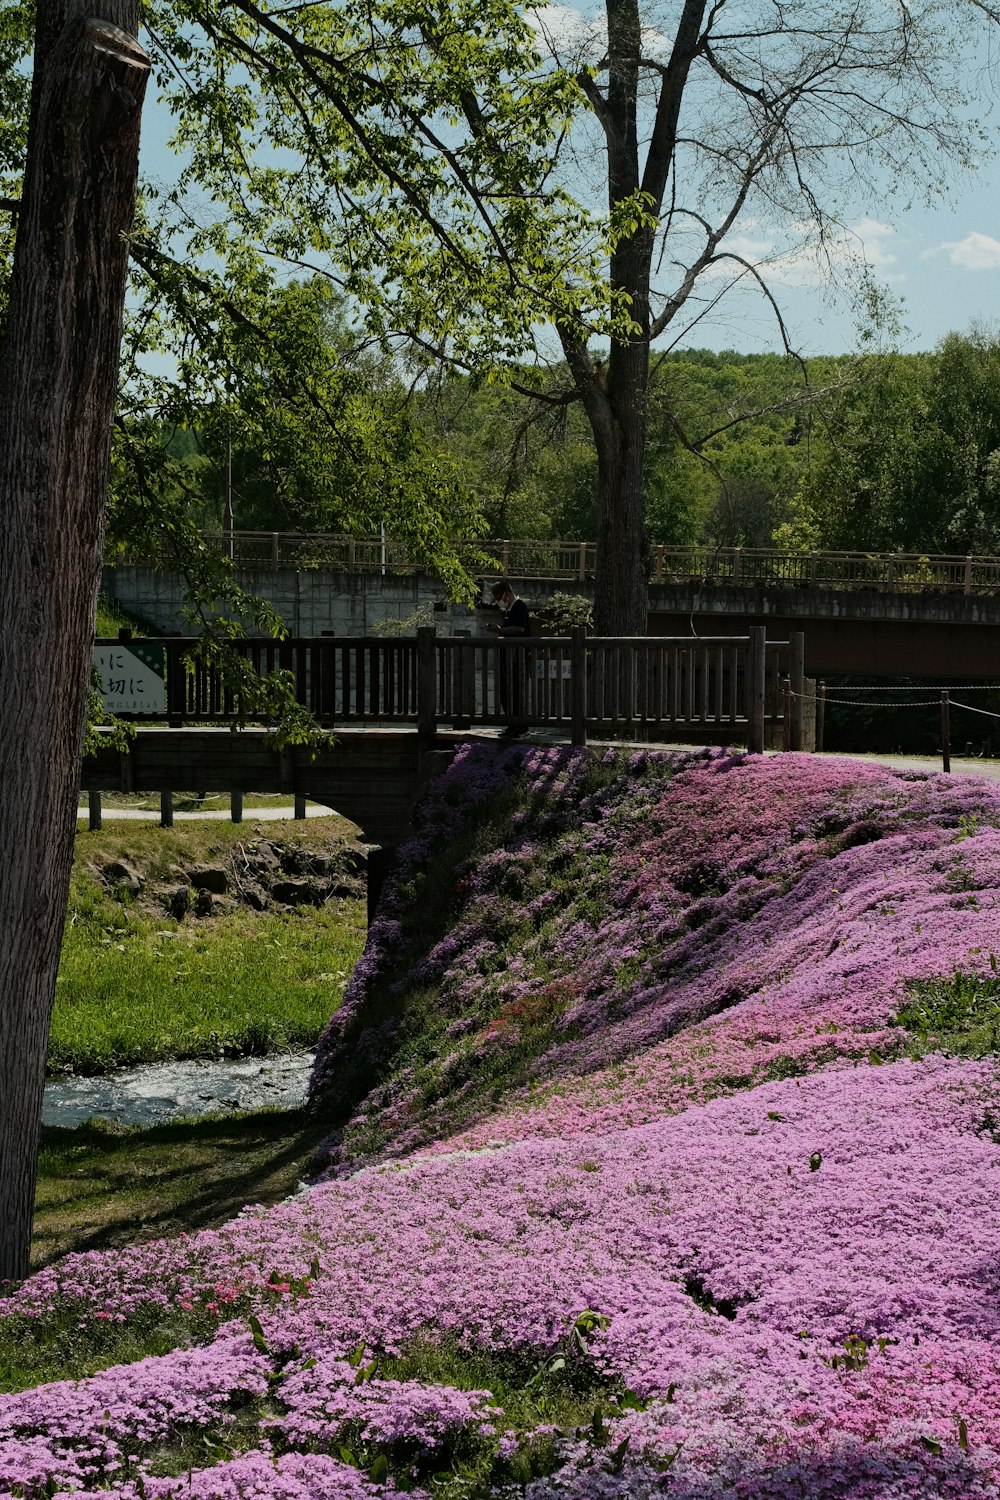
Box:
42 1051 314 1129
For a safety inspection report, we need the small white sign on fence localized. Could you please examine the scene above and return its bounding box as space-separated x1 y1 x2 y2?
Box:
93 643 166 714
536 659 572 680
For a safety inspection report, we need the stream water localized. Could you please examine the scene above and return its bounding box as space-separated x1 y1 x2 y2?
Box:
42 1051 315 1129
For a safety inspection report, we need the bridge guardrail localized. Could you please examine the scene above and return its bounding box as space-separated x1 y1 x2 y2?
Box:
107 533 1000 592
96 630 803 751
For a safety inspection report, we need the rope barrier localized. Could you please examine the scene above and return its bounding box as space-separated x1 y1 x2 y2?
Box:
779 683 1000 771
949 700 1000 720
802 684 1000 694
789 690 1000 716
790 693 944 708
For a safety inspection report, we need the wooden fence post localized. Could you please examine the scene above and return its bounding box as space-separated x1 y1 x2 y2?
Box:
748 626 766 754
816 681 826 753
88 790 102 832
231 791 243 823
941 692 951 773
571 626 587 746
782 680 791 751
417 627 437 747
166 636 186 728
160 791 173 828
790 630 805 751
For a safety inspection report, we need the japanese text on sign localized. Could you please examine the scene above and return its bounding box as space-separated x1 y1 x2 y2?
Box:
93 644 166 714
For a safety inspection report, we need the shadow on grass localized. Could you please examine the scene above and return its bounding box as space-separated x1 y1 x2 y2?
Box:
32 1107 332 1271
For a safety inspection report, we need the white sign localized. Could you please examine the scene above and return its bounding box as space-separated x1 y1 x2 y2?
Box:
536 658 573 680
93 643 166 714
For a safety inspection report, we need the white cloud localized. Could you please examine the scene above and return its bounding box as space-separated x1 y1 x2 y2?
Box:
698 218 900 289
528 4 671 63
937 232 1000 271
850 218 898 276
528 5 604 63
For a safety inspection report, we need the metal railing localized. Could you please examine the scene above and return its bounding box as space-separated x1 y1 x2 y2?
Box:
648 546 1000 594
108 533 1000 593
97 630 802 751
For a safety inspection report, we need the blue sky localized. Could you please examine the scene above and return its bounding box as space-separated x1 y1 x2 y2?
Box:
713 184 1000 358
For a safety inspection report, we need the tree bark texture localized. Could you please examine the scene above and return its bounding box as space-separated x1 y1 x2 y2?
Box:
589 344 651 637
571 0 707 636
0 0 148 1280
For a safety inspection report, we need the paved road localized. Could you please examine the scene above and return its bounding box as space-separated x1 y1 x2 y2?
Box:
77 801 338 822
813 750 1000 782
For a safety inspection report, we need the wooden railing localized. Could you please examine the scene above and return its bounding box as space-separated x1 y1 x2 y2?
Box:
97 630 805 752
108 533 1000 593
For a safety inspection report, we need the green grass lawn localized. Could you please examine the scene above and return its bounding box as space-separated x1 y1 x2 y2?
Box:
32 1109 330 1275
54 819 366 1073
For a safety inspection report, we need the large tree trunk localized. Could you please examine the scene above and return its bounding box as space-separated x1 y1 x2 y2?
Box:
583 0 653 637
0 0 148 1281
591 340 650 636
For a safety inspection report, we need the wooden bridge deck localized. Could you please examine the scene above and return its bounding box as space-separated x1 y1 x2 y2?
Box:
83 630 807 846
81 726 441 847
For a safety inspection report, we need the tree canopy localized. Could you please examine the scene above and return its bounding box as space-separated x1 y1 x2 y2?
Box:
131 0 999 627
4 0 1000 613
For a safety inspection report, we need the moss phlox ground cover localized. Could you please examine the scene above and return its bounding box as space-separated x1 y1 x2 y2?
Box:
314 746 1000 1161
3 749 1000 1498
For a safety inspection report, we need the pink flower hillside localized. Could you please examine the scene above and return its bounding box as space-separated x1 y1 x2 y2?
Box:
6 752 1000 1499
3 1056 1000 1497
309 744 1000 1168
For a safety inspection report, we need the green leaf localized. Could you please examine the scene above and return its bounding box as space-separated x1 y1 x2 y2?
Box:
248 1315 268 1355
608 1437 630 1474
368 1455 389 1484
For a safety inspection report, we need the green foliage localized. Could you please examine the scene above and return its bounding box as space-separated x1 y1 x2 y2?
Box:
370 603 437 637
538 592 593 633
53 822 365 1073
94 594 154 639
111 274 488 604
0 0 31 331
413 350 848 546
82 670 136 760
801 331 1000 555
893 964 1000 1057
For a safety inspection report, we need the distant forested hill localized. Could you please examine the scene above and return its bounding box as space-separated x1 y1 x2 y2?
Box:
413 331 1000 556
125 330 1000 559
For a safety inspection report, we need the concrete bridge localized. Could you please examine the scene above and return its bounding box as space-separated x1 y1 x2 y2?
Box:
647 582 1000 678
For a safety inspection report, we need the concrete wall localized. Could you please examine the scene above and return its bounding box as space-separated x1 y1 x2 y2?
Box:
103 566 485 637
101 567 581 640
647 580 1000 626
